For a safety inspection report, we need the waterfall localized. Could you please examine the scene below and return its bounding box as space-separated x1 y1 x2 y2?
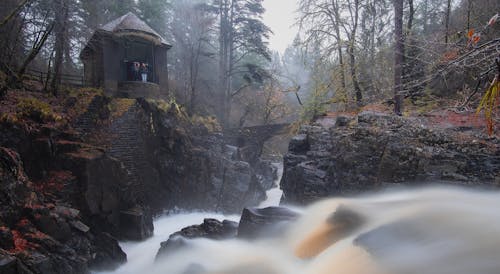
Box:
99 163 284 274
149 187 500 274
100 165 500 274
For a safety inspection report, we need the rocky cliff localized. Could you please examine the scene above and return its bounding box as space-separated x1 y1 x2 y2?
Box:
281 111 500 205
0 89 273 273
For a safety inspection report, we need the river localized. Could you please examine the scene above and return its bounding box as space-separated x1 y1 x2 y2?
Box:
98 162 284 274
99 166 500 274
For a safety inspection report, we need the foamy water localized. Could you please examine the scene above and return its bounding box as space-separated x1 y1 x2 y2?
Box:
98 162 500 274
149 187 500 274
98 162 284 274
96 212 241 274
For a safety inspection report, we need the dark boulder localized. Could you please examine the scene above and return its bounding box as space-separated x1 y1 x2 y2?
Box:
88 232 127 270
254 159 279 190
155 219 238 260
217 160 266 213
118 207 154 240
288 134 309 154
0 227 14 250
237 207 299 239
0 253 18 274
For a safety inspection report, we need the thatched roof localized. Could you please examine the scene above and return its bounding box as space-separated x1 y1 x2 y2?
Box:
99 12 170 47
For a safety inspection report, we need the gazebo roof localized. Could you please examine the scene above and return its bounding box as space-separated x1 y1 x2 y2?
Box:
99 12 171 47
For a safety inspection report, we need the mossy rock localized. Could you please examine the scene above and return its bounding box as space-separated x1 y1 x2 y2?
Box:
16 97 62 123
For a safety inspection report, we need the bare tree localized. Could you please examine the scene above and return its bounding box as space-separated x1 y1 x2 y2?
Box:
394 0 404 115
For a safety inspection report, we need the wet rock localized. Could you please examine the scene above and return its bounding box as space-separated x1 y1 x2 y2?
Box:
281 111 500 205
336 115 355 127
238 207 299 239
155 219 238 260
223 145 240 160
69 221 90 233
119 207 154 240
288 134 309 154
254 159 278 190
0 227 14 250
0 253 17 274
216 160 266 213
0 146 127 273
89 232 127 271
33 215 72 242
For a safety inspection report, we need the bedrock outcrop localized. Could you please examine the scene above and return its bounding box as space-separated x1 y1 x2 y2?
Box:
0 90 272 273
280 111 500 205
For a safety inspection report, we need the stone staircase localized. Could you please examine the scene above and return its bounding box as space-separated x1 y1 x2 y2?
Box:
107 100 149 203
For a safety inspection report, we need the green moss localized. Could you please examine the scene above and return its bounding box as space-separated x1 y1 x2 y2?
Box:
147 98 190 121
64 87 103 97
410 94 439 114
16 97 61 123
109 98 136 118
191 114 222 133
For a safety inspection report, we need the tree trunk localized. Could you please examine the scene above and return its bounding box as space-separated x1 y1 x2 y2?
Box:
219 0 230 128
0 0 29 29
333 0 346 92
369 0 377 89
466 0 472 31
422 0 429 34
225 0 235 129
444 0 451 44
394 0 404 115
50 0 68 96
349 0 362 104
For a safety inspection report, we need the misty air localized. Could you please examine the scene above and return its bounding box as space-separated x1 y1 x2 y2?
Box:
0 0 499 274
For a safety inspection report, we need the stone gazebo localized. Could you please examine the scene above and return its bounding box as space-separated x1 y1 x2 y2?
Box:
80 12 171 98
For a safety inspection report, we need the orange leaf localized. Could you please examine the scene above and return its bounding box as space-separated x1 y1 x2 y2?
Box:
472 33 481 44
467 29 474 38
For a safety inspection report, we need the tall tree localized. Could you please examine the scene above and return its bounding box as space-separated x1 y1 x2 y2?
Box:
170 0 216 115
393 0 404 115
50 0 69 95
214 0 271 128
444 0 452 44
136 0 171 36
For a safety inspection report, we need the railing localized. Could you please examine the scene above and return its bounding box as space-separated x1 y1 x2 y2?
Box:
25 68 85 87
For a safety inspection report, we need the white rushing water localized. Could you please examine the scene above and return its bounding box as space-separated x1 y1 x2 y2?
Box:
96 212 241 274
133 186 500 274
99 164 500 274
98 162 284 274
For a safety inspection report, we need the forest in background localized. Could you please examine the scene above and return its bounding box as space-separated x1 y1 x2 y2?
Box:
0 0 498 132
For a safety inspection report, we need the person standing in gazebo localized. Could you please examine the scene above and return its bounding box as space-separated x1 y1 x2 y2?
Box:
140 63 149 82
131 62 141 81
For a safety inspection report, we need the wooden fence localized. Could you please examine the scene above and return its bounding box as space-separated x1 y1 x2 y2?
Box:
26 68 85 87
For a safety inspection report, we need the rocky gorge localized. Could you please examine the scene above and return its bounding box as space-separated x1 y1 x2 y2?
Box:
1 91 499 274
0 89 278 273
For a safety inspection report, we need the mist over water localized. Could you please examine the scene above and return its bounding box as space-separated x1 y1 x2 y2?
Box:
101 165 500 274
149 187 500 274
